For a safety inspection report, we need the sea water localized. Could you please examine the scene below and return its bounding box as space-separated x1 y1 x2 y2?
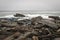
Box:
0 11 60 18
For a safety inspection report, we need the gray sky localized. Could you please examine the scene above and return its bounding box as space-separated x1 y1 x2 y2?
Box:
0 0 60 11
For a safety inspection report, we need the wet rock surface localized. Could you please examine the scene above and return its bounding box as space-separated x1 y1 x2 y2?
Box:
14 13 25 17
0 15 60 40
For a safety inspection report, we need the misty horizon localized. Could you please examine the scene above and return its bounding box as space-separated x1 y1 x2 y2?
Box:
0 0 60 11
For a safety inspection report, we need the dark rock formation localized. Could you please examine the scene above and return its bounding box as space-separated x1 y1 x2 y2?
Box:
14 13 25 17
17 19 31 25
49 16 60 20
0 15 60 40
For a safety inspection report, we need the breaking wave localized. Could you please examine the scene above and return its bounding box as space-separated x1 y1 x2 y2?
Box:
1 14 50 19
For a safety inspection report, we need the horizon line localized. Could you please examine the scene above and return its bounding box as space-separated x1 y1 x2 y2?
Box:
0 10 60 11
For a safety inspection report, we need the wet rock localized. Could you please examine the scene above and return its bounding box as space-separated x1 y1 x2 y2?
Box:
4 32 21 40
0 16 60 40
49 16 60 20
31 16 42 22
17 19 32 25
14 13 25 17
0 20 18 27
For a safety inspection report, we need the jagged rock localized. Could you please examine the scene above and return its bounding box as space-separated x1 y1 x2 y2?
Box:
0 16 60 40
4 32 21 40
31 16 42 22
0 20 18 27
17 19 31 25
14 13 25 17
49 16 60 20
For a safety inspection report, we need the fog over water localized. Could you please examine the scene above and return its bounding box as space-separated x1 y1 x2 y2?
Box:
0 11 60 17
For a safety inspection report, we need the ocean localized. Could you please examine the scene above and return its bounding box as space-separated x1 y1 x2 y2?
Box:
0 11 60 18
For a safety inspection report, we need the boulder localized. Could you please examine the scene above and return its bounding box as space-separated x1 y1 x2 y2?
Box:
14 13 25 17
49 16 60 20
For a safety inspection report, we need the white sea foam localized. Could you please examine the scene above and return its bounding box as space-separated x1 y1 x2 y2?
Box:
0 14 53 20
26 14 49 19
4 15 14 18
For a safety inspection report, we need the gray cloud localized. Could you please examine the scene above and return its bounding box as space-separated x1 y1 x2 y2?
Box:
0 0 60 11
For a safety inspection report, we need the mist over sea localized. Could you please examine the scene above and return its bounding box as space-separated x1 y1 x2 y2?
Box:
0 11 60 17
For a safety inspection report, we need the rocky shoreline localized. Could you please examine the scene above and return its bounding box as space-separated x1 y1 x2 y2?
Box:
0 13 60 40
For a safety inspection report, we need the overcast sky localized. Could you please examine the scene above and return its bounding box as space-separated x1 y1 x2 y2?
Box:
0 0 60 11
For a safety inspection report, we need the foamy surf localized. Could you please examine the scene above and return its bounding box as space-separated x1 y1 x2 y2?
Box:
0 14 54 20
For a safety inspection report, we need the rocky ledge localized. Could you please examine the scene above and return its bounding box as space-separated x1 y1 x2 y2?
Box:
0 14 60 40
